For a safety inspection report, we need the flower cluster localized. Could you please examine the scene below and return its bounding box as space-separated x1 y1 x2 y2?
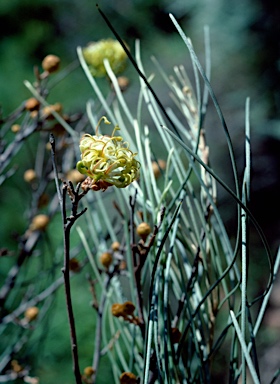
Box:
76 118 140 191
82 39 127 77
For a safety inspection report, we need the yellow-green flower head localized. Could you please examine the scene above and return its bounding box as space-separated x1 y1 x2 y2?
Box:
77 117 140 190
82 39 127 78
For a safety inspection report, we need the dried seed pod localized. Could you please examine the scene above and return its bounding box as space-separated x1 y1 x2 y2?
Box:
136 222 151 241
29 214 50 231
111 303 124 317
23 169 37 183
25 97 40 112
42 103 63 119
117 76 130 92
111 241 120 252
120 372 137 384
69 258 81 273
24 306 39 322
171 327 182 344
83 366 94 376
11 360 23 373
42 54 60 73
11 124 21 133
99 252 113 269
152 159 166 179
38 193 49 208
122 301 135 316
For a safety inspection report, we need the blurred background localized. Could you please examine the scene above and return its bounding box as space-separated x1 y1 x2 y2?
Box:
0 0 279 382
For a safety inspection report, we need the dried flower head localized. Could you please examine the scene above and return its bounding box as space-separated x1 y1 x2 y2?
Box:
77 117 140 191
83 39 127 77
24 306 39 322
42 54 60 73
119 372 137 384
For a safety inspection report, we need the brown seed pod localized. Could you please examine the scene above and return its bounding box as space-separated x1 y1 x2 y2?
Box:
117 76 130 92
136 222 151 241
171 327 182 344
111 241 120 252
42 103 63 120
83 366 94 376
69 258 81 273
111 303 124 317
24 306 39 322
122 301 135 316
42 54 60 73
152 159 166 179
25 97 40 112
99 252 113 269
29 214 50 231
23 169 37 183
119 371 137 384
11 124 21 133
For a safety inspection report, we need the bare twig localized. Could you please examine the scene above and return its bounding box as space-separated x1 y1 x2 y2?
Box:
50 133 88 384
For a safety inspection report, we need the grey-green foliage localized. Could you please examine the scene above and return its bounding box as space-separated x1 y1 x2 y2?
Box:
60 15 277 383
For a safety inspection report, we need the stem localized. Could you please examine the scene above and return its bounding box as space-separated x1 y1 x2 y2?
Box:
50 134 82 384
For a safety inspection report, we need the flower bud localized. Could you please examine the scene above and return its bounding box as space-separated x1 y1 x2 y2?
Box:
136 222 151 241
42 54 60 73
24 306 39 322
83 39 127 78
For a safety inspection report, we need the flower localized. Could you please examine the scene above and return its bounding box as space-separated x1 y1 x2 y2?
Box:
82 39 127 77
77 117 140 191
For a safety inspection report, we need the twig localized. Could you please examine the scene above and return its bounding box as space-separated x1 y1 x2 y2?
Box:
50 134 88 384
